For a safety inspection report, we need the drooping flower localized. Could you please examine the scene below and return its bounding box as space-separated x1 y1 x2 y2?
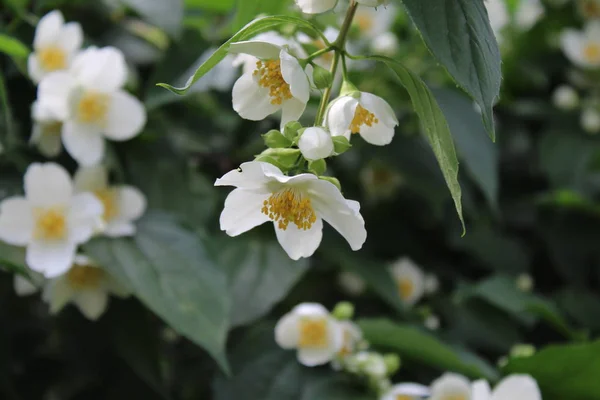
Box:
298 127 334 161
36 46 147 166
229 41 311 129
472 375 541 400
326 92 398 146
74 165 147 237
295 0 338 14
28 10 83 83
215 161 366 260
429 373 472 400
561 22 600 68
30 101 63 157
380 383 430 400
275 303 344 366
0 163 103 278
389 257 426 307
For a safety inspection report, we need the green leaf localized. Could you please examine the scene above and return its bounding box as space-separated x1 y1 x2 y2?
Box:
120 0 183 38
84 212 231 372
232 0 292 32
157 16 327 95
502 340 600 400
0 242 29 278
0 34 30 59
358 318 499 381
401 0 501 139
185 0 235 11
0 67 16 151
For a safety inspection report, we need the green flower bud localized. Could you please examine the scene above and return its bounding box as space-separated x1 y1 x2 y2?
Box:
510 344 536 358
262 129 293 148
313 64 333 90
332 136 352 154
340 80 360 97
283 121 303 141
308 159 327 175
255 148 301 171
383 353 401 375
332 301 354 320
319 176 342 191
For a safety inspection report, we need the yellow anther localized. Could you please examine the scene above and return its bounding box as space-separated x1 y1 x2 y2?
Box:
35 209 66 240
253 60 293 106
584 43 600 63
94 189 118 221
397 278 414 301
396 396 414 400
67 265 105 290
298 318 328 348
350 104 379 134
77 92 110 125
39 47 67 71
261 188 317 231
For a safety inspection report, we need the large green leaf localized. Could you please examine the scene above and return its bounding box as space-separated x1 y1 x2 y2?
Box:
0 34 30 59
502 340 600 400
120 0 183 38
84 212 231 371
401 0 501 139
359 318 499 380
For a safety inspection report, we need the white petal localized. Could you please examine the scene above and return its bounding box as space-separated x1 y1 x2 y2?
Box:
430 373 472 400
115 186 146 221
43 278 75 313
358 92 397 145
62 121 105 166
297 347 336 366
104 221 136 237
73 290 109 320
228 40 282 59
0 197 34 246
104 90 146 141
295 0 338 14
325 96 357 140
219 188 270 236
24 163 73 207
57 22 83 54
215 161 281 190
491 375 541 400
274 217 323 260
389 383 431 398
293 303 329 316
34 10 64 49
275 312 300 349
74 165 108 192
561 30 588 67
67 193 104 243
280 50 309 103
37 71 75 120
586 21 600 40
28 55 44 83
472 380 492 400
72 47 127 91
232 73 280 121
281 98 307 129
27 239 76 278
14 275 39 296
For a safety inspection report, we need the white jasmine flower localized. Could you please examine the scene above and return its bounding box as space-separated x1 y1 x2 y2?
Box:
370 31 399 56
41 254 129 320
298 127 334 161
30 101 63 157
232 31 306 74
581 107 600 133
326 92 398 146
0 163 103 278
28 10 83 83
424 314 441 331
430 373 472 400
552 85 579 110
229 41 311 128
380 383 430 400
37 46 147 166
472 375 541 400
353 3 397 40
74 165 147 237
389 257 426 307
275 303 344 366
295 0 338 14
561 22 600 68
215 161 366 260
337 270 367 296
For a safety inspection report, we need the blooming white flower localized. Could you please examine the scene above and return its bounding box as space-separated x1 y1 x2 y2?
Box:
215 161 366 260
298 127 334 161
275 303 343 366
430 373 472 400
74 165 147 237
353 3 397 40
30 101 63 157
561 22 600 68
28 10 83 83
581 107 600 133
41 254 129 320
0 163 103 278
37 46 147 166
472 375 541 400
389 257 426 307
370 31 399 56
295 0 338 14
552 85 579 110
229 41 311 129
326 92 398 146
380 383 430 400
337 270 367 296
232 31 306 74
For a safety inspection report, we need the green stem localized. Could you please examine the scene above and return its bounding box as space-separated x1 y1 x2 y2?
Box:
304 46 334 63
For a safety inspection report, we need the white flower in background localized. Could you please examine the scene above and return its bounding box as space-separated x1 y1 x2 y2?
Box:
41 254 129 320
380 383 430 400
337 320 362 357
28 10 83 83
295 0 338 14
232 31 307 74
561 22 600 68
14 272 45 296
275 303 343 366
515 0 544 30
298 127 334 161
353 3 397 41
359 163 403 201
581 107 600 133
0 163 103 278
472 375 541 400
516 273 534 292
74 165 146 237
552 85 579 110
578 0 600 19
229 41 311 129
326 92 398 146
389 257 425 307
424 314 441 331
184 48 238 93
215 161 366 260
424 273 440 294
37 46 147 166
30 101 63 157
430 373 472 400
337 270 367 296
297 27 339 69
370 31 399 57
357 0 389 8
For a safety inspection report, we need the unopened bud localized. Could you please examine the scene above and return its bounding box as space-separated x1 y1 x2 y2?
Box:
262 129 292 148
283 121 303 141
255 148 300 171
383 353 401 375
312 64 333 90
308 159 327 175
298 127 334 161
510 344 536 358
332 301 355 320
552 85 579 110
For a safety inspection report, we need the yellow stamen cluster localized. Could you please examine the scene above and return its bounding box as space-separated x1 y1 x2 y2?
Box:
67 265 105 290
77 92 110 124
397 278 414 301
396 396 414 400
94 189 118 221
261 188 317 231
39 47 67 71
298 318 328 348
253 60 293 105
35 209 66 240
350 104 379 134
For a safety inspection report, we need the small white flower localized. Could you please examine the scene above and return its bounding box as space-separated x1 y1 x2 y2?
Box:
552 85 579 110
0 163 103 278
337 270 367 296
389 257 426 307
41 254 129 320
30 101 63 157
229 41 311 129
295 0 338 14
370 32 399 56
561 21 600 68
430 373 472 400
275 303 344 366
337 320 362 357
353 351 388 379
424 314 440 331
353 3 397 40
74 165 147 237
472 375 541 400
424 273 440 294
215 161 366 260
28 10 83 83
37 46 147 166
581 107 600 133
326 92 398 146
298 127 334 161
380 383 430 400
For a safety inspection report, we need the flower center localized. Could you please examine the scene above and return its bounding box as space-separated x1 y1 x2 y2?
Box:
350 104 379 134
584 43 600 63
397 277 414 301
77 92 110 125
94 189 118 221
67 265 105 290
35 208 67 240
261 188 317 231
39 46 67 71
253 60 293 106
298 318 328 348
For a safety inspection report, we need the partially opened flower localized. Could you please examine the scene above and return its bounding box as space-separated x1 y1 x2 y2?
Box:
42 254 129 320
472 375 541 400
229 41 311 128
389 257 425 307
37 46 147 166
0 163 103 278
380 383 430 400
28 10 83 83
74 165 147 237
295 0 338 14
561 22 600 68
429 373 472 400
326 91 398 146
30 101 63 157
215 161 366 260
275 303 344 366
298 126 334 161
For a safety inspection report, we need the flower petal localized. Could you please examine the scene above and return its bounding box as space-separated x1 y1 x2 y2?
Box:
31 123 63 157
281 98 307 129
62 121 105 166
34 10 64 49
360 92 398 127
0 197 34 246
74 165 108 192
25 163 73 207
472 380 492 400
219 188 270 236
215 161 281 190
57 22 83 54
389 383 431 398
115 186 147 221
228 40 282 59
104 90 147 141
37 71 75 120
274 217 323 260
280 50 309 103
561 30 587 67
325 96 357 140
27 55 44 83
491 375 541 400
104 221 136 237
43 278 75 313
295 0 338 14
274 312 300 349
27 239 76 278
232 73 280 121
73 290 109 320
14 275 40 296
358 122 396 145
297 347 336 367
72 47 128 91
67 193 104 243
